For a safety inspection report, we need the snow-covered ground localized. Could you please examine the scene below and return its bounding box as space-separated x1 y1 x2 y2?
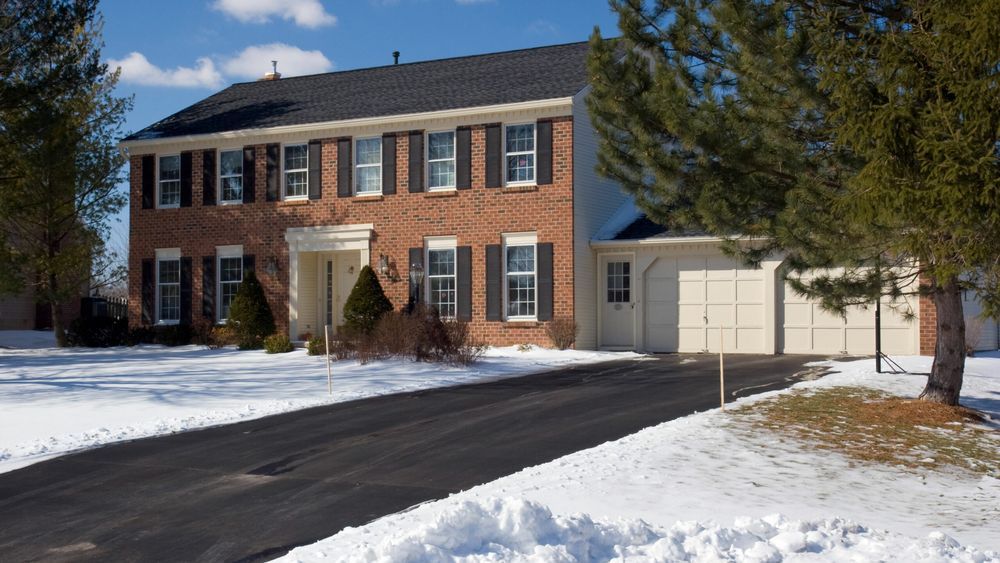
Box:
0 330 636 474
282 354 1000 562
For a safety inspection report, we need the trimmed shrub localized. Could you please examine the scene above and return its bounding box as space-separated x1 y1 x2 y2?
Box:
264 333 295 354
442 319 485 366
545 317 578 350
66 316 128 347
342 265 393 335
306 335 327 356
227 271 276 350
373 311 417 357
190 318 214 346
154 324 192 346
208 325 238 349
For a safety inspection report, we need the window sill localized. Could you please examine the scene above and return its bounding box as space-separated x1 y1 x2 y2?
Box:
219 200 243 206
504 319 540 328
156 204 180 210
155 321 180 326
353 194 384 202
424 190 458 198
279 199 310 207
501 184 538 194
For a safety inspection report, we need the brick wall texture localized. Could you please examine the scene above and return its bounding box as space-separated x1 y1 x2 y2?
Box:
128 117 574 347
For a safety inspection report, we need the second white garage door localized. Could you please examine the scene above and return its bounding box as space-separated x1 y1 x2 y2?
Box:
644 254 766 353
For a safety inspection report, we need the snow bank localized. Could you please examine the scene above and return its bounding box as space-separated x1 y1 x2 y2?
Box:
286 497 996 562
0 332 636 473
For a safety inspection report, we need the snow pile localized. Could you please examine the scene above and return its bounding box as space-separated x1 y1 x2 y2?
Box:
281 354 1000 561
287 497 996 562
0 331 637 473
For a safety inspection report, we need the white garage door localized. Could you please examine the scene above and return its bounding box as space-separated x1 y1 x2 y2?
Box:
644 255 766 353
780 282 918 355
963 290 999 352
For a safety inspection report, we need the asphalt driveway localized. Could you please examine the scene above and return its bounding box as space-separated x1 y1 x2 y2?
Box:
0 353 826 562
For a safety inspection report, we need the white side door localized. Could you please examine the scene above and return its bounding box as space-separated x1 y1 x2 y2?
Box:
600 255 635 348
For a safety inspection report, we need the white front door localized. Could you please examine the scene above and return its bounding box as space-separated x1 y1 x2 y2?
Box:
600 255 635 348
321 252 362 332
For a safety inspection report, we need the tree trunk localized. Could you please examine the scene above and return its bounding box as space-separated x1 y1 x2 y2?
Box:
49 272 67 348
919 278 965 405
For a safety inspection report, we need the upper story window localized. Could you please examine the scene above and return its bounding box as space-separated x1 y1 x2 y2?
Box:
156 250 181 324
219 149 243 204
284 143 308 199
158 155 181 207
426 241 457 319
504 234 537 320
505 124 535 185
427 131 456 190
355 137 382 195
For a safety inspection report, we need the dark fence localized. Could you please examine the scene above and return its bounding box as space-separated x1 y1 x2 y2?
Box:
80 296 128 320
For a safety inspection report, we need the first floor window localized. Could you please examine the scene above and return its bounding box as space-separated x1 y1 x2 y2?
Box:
505 244 536 318
505 124 535 184
157 258 180 323
159 154 180 207
218 255 243 322
219 149 243 202
284 144 308 198
427 131 456 190
427 248 456 318
355 137 382 194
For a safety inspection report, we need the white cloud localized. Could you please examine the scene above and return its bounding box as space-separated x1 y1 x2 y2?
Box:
108 52 224 89
211 0 336 28
222 43 334 80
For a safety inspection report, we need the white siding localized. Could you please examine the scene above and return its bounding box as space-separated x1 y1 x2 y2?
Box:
573 86 631 350
963 290 999 351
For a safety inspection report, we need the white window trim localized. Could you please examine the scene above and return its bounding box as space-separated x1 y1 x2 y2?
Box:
354 137 383 195
425 236 458 319
155 248 181 325
282 142 309 201
502 232 538 321
426 130 457 192
216 245 243 324
218 148 244 205
157 154 181 209
503 123 537 187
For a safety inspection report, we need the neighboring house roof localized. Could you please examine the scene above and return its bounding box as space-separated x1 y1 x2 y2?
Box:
125 40 603 142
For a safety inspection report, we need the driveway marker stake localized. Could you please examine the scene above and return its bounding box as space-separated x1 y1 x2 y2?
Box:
325 325 332 395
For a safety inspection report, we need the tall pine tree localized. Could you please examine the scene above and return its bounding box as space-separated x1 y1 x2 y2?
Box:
0 1 131 345
587 1 999 405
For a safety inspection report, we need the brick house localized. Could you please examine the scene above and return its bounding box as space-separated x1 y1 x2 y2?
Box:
121 41 997 354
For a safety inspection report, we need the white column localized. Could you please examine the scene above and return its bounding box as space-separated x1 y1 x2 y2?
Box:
288 243 299 340
762 257 783 354
635 253 657 353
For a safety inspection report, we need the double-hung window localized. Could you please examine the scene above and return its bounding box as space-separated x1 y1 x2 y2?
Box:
283 144 308 199
217 248 243 323
156 249 181 324
426 238 457 318
427 131 456 190
158 155 181 207
504 124 535 185
504 234 537 319
355 138 381 195
219 149 243 203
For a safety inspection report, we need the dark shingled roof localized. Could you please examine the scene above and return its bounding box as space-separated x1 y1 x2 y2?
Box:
612 216 708 240
125 40 601 142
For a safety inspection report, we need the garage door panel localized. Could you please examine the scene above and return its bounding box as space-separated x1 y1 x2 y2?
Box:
736 328 764 351
678 328 704 352
784 302 812 326
881 328 915 355
677 258 706 279
648 302 676 325
706 303 733 326
647 277 676 301
845 328 875 354
648 257 677 278
812 306 845 327
678 280 704 302
845 306 875 326
679 303 705 325
736 303 764 326
811 328 844 353
737 279 763 302
706 280 733 303
783 328 812 353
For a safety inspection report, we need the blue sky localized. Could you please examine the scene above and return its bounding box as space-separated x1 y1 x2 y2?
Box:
102 0 621 244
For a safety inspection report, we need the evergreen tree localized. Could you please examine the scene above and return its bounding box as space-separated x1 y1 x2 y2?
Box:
342 265 393 335
0 1 131 345
227 271 276 350
587 1 999 405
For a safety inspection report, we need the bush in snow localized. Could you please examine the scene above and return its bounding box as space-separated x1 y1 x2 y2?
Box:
342 265 393 336
306 335 327 356
207 325 237 349
545 317 578 350
227 271 276 350
263 333 295 354
153 324 191 346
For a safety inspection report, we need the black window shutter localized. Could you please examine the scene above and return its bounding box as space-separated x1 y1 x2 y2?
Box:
456 127 472 190
202 256 215 321
536 242 554 321
457 246 472 321
409 247 423 305
242 146 256 203
536 120 553 186
179 152 193 207
337 138 352 198
408 131 423 193
266 143 280 201
202 149 216 206
141 155 155 209
141 258 154 324
382 134 396 195
308 140 323 200
485 124 501 188
485 244 502 320
243 254 255 276
180 257 193 325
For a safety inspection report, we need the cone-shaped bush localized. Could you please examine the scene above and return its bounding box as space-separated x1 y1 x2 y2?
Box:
227 271 276 349
343 265 393 335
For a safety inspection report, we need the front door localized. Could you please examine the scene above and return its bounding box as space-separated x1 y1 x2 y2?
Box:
322 252 361 333
600 255 635 348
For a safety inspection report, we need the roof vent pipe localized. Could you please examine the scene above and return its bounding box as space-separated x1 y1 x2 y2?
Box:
392 51 400 65
262 60 281 81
